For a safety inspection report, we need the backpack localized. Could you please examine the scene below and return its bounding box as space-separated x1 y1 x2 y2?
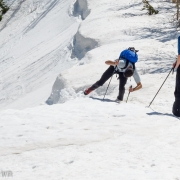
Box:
119 47 139 70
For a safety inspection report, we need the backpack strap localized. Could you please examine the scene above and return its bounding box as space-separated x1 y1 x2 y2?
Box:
131 62 135 70
120 59 135 70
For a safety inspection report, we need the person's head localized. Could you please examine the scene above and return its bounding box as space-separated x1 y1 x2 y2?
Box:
123 66 134 78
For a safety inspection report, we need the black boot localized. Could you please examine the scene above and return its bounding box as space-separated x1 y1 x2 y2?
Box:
172 98 180 117
117 90 125 101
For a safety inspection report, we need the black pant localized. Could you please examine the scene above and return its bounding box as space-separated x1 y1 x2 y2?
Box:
90 66 127 100
173 66 180 117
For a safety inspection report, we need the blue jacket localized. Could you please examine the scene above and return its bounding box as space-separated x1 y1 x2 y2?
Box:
178 36 180 55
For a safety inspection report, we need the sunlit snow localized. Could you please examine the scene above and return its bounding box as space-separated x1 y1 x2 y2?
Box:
0 0 180 179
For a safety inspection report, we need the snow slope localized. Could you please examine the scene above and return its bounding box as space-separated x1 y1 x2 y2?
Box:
0 0 80 109
0 0 180 179
0 98 180 180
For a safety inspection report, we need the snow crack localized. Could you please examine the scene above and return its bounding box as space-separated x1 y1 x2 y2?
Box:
72 0 90 20
71 31 98 60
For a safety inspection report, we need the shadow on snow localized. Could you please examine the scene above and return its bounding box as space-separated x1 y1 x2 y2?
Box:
147 111 180 120
90 97 116 103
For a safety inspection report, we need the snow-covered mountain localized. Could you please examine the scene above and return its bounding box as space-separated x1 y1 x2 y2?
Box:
0 0 177 109
0 0 180 179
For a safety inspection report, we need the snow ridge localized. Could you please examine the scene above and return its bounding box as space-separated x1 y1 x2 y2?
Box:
47 0 98 105
46 74 66 105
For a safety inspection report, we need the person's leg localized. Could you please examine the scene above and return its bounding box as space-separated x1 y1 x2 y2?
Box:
174 66 180 98
173 66 180 117
172 97 180 117
84 66 115 95
117 72 127 101
91 66 115 89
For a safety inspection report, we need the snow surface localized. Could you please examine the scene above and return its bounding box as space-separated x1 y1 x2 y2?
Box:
0 0 180 179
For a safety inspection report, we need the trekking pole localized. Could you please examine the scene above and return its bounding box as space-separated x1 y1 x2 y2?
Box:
126 85 132 103
148 67 174 108
103 66 117 101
